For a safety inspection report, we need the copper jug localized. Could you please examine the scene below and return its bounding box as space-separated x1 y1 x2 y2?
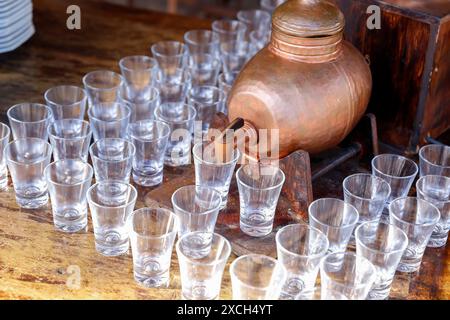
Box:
228 0 372 159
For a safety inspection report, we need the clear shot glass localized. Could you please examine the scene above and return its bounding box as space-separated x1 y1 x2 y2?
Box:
308 198 359 253
171 185 222 237
249 29 271 56
355 221 408 300
389 197 440 273
151 41 189 76
212 19 247 45
187 53 221 86
89 138 135 183
176 232 231 300
184 30 220 57
129 207 178 288
237 9 271 39
320 251 376 300
236 163 285 237
218 71 239 113
343 173 391 224
5 138 52 209
230 254 287 300
220 40 251 74
276 224 329 300
128 120 170 186
83 70 124 106
419 145 450 177
48 119 92 162
44 160 93 233
0 123 11 190
119 55 158 102
44 85 87 120
193 141 240 209
87 181 137 256
154 104 196 167
155 68 192 107
121 86 160 123
88 102 131 141
260 0 286 13
416 175 450 248
7 103 53 140
188 86 225 134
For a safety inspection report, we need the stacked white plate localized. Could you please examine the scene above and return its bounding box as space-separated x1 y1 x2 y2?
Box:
0 0 34 53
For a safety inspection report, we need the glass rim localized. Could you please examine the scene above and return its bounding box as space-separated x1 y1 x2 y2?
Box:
416 175 450 204
0 122 11 141
120 86 160 105
44 85 87 107
87 103 131 123
129 207 179 239
128 120 171 142
47 119 92 141
119 55 158 72
192 141 241 166
275 223 329 259
235 164 285 191
7 103 53 124
308 198 359 228
355 221 409 255
5 138 53 165
171 185 222 216
87 181 138 209
154 104 197 125
82 70 124 92
237 9 271 24
89 138 136 162
175 231 231 267
151 41 188 59
419 144 450 169
212 19 247 35
389 196 441 227
342 173 391 202
184 29 220 46
371 154 419 180
44 159 93 187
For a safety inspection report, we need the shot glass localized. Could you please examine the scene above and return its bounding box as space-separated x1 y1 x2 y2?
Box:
128 120 170 186
129 207 178 288
220 40 251 74
151 41 189 76
276 224 329 300
320 252 376 300
83 70 124 106
419 145 450 177
0 123 11 190
121 86 160 123
193 141 240 209
44 85 87 120
230 254 287 300
176 232 231 300
355 221 408 300
389 197 440 273
187 53 221 86
343 173 391 224
7 103 53 140
416 175 450 248
89 138 136 183
171 185 222 237
48 119 92 162
154 104 196 167
45 160 93 233
249 29 271 56
218 71 239 113
237 9 271 39
260 0 286 13
236 163 285 237
119 55 158 101
5 138 52 209
87 181 137 256
188 86 225 134
184 30 220 57
155 68 192 107
308 198 359 253
212 19 247 45
88 102 131 141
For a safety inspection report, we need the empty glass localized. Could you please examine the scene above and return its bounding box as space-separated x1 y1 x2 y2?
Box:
154 104 196 167
236 163 285 237
171 185 222 237
129 207 178 288
87 181 137 256
83 70 124 106
45 160 93 233
260 0 286 13
89 138 135 183
48 119 92 162
187 53 221 86
184 30 220 57
343 173 391 224
230 254 287 300
7 103 53 140
121 86 160 123
276 224 329 300
237 9 271 39
5 138 52 209
119 55 158 101
249 29 271 56
220 40 251 74
419 145 450 177
218 71 239 113
320 252 376 300
0 123 11 190
128 120 170 186
44 85 87 120
212 19 247 45
188 86 225 134
389 197 440 273
176 232 231 300
308 198 359 253
416 175 450 248
355 221 408 300
88 102 131 141
151 41 189 76
155 68 192 107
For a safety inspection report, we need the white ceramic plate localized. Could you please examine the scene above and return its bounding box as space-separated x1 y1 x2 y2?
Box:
0 12 32 38
0 24 34 53
0 0 31 21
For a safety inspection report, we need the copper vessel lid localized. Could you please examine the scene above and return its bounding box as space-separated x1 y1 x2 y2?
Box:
272 0 345 37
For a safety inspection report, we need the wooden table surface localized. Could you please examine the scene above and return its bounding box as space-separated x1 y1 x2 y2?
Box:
0 0 448 300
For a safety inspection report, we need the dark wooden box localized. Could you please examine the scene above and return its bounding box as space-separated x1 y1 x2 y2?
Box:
334 0 450 153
